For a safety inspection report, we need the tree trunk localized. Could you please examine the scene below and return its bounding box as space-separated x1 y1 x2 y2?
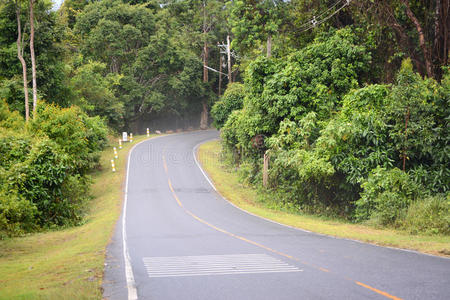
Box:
29 0 37 118
433 0 449 80
402 106 410 171
401 0 433 78
200 101 208 130
16 0 29 122
267 34 272 58
444 0 449 66
434 0 441 54
263 152 269 187
203 41 208 82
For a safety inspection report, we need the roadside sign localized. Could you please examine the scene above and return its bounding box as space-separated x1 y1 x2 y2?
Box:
122 132 128 142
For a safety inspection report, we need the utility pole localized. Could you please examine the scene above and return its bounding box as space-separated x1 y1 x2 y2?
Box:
227 35 232 83
218 55 223 95
218 37 237 85
200 0 209 129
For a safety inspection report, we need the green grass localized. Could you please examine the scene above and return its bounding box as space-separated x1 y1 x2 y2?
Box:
0 134 156 299
197 140 450 257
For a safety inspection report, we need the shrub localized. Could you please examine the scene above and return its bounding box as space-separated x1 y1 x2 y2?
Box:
6 138 70 226
29 103 107 173
355 167 420 225
0 189 37 238
0 99 24 130
0 102 108 233
4 137 91 227
211 83 245 129
401 195 450 235
0 130 33 170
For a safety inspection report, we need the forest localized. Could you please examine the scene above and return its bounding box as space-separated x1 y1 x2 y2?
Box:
0 0 448 236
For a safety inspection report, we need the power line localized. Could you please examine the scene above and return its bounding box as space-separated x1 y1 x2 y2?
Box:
204 65 229 78
296 0 347 30
296 0 352 33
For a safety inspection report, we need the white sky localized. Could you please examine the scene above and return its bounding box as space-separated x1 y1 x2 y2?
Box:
53 0 64 10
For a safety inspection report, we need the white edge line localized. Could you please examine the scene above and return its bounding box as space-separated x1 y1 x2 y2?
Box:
192 139 450 261
122 134 173 300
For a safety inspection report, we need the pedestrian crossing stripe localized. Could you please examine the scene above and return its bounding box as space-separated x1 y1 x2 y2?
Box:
143 253 303 278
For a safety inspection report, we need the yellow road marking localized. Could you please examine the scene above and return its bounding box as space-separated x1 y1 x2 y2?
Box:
168 179 183 208
356 281 402 300
185 209 298 261
161 153 402 300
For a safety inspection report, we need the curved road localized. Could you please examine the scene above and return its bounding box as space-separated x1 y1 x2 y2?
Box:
103 130 449 300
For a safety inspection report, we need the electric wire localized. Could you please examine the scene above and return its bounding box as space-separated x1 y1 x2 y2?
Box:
298 0 352 33
296 0 347 30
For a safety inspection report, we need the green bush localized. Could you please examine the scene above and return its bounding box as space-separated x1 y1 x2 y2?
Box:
401 195 450 235
0 99 24 130
211 83 245 129
6 139 72 226
29 103 107 173
3 137 92 227
355 167 420 225
0 130 32 169
0 102 107 234
0 189 37 238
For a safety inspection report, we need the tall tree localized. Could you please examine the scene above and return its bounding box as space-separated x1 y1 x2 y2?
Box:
228 0 285 58
14 0 29 121
354 0 449 80
29 0 36 117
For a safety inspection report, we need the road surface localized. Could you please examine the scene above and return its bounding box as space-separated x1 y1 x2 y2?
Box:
103 130 450 300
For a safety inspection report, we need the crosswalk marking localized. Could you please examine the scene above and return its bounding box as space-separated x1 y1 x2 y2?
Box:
143 254 303 278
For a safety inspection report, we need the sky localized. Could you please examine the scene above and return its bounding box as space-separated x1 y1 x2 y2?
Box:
53 0 64 10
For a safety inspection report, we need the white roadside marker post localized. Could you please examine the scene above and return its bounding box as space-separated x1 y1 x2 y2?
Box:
111 159 116 172
130 133 133 143
119 139 122 149
114 147 118 159
147 128 150 137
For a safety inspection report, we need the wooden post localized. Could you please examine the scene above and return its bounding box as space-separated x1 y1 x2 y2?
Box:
263 151 269 188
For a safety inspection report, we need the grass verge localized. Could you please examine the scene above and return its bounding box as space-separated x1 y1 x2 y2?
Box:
197 140 450 257
0 134 156 299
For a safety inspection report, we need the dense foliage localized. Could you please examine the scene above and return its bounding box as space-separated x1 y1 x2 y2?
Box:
219 55 449 234
0 0 448 235
0 100 107 237
211 83 244 128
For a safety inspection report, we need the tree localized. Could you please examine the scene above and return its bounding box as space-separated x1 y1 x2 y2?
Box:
228 0 285 58
70 60 124 130
14 0 29 121
29 0 36 117
354 0 449 80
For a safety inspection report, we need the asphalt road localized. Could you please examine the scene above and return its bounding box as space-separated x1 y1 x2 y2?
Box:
103 130 450 300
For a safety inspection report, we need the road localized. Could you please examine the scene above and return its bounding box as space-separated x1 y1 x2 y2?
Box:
103 130 450 300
